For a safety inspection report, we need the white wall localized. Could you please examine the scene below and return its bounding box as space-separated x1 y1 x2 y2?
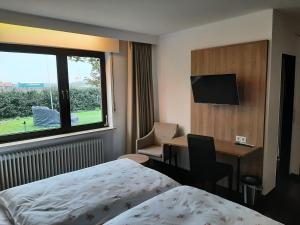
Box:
156 10 273 134
290 38 300 175
0 10 139 162
263 11 299 194
265 11 300 185
0 22 119 53
0 9 157 44
155 10 274 192
288 20 300 175
109 41 128 160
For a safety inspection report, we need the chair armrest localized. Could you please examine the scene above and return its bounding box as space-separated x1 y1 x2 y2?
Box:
171 124 179 138
136 128 155 150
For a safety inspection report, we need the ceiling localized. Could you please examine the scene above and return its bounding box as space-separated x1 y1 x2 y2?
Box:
0 0 299 35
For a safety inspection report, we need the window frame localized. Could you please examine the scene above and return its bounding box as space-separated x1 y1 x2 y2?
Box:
0 43 108 144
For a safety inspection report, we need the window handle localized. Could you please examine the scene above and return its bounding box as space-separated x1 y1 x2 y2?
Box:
65 89 69 100
104 115 109 126
61 90 65 100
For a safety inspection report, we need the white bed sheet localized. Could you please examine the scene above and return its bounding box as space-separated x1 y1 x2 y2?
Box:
0 208 11 225
104 186 283 225
0 159 179 225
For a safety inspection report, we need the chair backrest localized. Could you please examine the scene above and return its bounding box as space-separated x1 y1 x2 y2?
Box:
187 134 216 174
153 122 178 145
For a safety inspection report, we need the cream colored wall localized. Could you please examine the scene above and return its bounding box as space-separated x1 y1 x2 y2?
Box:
155 10 274 192
156 10 273 134
110 41 128 159
0 23 119 52
265 11 300 184
0 23 128 162
290 32 300 175
0 9 157 44
263 11 298 194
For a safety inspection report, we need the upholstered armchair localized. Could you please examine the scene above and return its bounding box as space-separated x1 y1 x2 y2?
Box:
136 122 179 160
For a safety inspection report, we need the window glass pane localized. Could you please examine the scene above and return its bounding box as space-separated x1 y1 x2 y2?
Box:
67 56 103 126
0 52 60 136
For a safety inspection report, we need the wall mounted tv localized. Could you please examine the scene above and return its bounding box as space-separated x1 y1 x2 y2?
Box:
191 74 239 105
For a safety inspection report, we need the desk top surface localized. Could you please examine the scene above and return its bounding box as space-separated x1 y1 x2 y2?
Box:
163 135 262 157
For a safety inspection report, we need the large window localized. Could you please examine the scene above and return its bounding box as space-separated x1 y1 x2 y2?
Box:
0 44 107 143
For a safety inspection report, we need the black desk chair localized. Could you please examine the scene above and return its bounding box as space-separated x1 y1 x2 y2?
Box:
187 134 233 194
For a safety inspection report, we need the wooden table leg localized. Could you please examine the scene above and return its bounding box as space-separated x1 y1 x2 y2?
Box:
163 145 166 163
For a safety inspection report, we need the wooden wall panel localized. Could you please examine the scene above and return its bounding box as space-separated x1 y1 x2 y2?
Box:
191 41 268 178
191 40 268 147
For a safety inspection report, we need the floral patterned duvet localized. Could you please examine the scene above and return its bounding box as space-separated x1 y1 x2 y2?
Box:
0 159 179 225
104 186 283 225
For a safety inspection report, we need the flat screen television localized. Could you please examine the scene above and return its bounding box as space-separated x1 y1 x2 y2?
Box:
191 74 239 105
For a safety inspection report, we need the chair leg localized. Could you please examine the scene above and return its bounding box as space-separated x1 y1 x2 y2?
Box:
174 152 178 167
243 185 248 204
251 187 256 206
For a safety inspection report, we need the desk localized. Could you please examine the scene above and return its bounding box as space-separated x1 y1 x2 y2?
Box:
163 135 262 191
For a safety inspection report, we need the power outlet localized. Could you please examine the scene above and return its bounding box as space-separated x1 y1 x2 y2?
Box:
235 136 247 144
240 136 247 144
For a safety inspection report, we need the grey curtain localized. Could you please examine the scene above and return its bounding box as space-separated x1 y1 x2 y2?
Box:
126 42 154 154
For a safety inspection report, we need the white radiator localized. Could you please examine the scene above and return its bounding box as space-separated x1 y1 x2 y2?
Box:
0 138 104 190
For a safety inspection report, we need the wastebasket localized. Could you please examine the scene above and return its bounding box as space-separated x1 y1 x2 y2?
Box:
241 175 262 206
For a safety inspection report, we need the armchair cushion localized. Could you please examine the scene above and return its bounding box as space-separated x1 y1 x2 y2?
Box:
136 122 178 160
137 145 163 158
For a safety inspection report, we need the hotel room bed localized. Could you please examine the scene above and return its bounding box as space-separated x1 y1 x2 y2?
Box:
0 158 179 225
104 186 282 225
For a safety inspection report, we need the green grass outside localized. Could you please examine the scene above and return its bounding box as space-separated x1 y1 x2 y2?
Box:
74 109 103 126
0 109 102 136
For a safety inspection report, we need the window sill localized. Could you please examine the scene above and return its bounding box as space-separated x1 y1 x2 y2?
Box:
0 127 116 149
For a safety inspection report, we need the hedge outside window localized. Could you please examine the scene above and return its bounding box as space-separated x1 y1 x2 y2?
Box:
0 44 108 143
